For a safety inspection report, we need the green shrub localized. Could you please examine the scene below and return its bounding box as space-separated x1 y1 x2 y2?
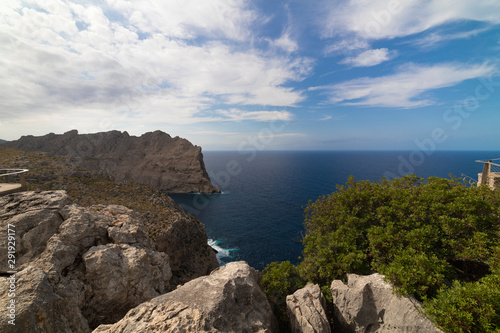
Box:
295 174 500 332
262 261 305 329
300 175 500 300
425 273 500 333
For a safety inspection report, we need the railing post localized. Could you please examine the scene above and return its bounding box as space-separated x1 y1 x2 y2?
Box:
20 172 27 190
480 161 491 185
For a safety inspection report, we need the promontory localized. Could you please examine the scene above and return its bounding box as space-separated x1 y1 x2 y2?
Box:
2 130 219 193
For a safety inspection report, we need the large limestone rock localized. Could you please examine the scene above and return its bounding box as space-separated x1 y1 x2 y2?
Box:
0 191 173 332
0 265 89 333
330 273 442 333
4 130 219 193
287 283 331 333
94 261 280 333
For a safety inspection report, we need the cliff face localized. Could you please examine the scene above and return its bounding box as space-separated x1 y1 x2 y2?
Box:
4 130 219 193
0 191 173 331
0 191 220 332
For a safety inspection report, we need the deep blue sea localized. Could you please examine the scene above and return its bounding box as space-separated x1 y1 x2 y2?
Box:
170 150 500 271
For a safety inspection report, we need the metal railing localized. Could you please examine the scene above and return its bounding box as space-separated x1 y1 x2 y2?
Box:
475 158 500 168
0 169 29 191
475 159 500 188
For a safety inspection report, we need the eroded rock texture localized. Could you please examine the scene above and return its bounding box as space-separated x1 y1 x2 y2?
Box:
94 261 279 333
330 273 443 333
286 283 331 333
0 191 173 332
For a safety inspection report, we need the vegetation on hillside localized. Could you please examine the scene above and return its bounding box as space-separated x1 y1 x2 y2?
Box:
0 147 194 239
262 175 500 333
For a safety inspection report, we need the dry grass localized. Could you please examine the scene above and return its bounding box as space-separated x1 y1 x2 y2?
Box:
0 147 192 239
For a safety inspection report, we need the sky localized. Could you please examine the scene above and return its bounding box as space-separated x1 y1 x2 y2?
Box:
1 0 499 150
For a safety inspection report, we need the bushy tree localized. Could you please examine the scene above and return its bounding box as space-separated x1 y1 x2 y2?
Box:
300 175 500 302
263 175 500 332
424 273 500 332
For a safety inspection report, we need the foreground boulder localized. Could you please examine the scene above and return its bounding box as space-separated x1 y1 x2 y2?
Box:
286 283 331 333
94 261 280 333
330 273 442 333
3 130 220 193
0 191 173 332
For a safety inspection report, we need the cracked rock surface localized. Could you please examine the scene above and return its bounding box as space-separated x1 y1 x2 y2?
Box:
0 191 172 332
330 273 443 333
94 261 279 333
286 283 331 333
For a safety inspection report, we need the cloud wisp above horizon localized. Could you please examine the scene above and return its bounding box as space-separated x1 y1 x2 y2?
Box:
313 63 497 108
1 0 499 150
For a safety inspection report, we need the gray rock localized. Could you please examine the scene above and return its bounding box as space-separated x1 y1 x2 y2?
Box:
4 130 220 193
93 261 279 333
0 191 174 332
0 265 90 333
0 190 70 273
330 273 443 333
155 214 219 285
287 283 331 333
0 190 71 218
82 243 172 327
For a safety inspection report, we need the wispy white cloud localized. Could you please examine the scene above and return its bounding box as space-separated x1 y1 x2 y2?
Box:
189 130 243 136
214 109 293 122
272 132 307 138
104 0 262 40
320 115 332 121
340 48 397 67
188 130 305 139
324 37 370 56
321 0 500 40
267 5 299 54
313 62 496 108
270 31 299 53
410 27 491 48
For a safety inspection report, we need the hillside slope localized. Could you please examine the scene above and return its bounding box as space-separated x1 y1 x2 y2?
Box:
3 130 219 193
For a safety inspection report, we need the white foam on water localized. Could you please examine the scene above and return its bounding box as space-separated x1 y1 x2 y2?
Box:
208 239 237 263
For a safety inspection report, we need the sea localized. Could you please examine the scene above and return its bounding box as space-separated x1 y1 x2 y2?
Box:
170 150 500 271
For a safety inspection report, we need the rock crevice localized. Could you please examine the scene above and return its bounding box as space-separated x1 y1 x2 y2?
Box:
330 273 443 333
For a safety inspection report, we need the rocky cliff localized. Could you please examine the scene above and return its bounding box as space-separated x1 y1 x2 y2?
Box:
0 190 219 332
94 261 279 333
0 191 447 333
3 130 219 193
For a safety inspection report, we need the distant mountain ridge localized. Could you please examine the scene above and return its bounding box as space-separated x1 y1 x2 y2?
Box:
0 139 6 144
3 130 219 193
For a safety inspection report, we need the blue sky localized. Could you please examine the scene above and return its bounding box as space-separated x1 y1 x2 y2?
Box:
1 0 499 150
